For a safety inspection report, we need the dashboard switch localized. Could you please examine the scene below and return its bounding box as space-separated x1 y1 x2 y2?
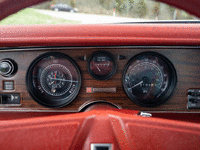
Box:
3 81 14 90
1 94 20 104
189 98 199 103
0 59 17 77
187 89 200 109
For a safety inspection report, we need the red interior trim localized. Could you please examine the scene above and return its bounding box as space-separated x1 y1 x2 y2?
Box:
0 110 200 150
1 24 200 47
0 0 48 21
159 0 200 18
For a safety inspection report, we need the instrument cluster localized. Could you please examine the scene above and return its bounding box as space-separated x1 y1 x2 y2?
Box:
24 50 177 108
3 46 200 112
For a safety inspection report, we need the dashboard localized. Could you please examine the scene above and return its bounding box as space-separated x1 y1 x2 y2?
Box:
0 46 199 112
1 1 200 149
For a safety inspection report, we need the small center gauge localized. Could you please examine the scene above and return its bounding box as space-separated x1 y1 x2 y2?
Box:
87 51 116 80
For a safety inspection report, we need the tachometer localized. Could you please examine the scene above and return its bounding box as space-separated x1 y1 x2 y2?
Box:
26 52 81 108
122 52 177 107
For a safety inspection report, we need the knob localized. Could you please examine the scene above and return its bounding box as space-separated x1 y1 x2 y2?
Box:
0 59 17 77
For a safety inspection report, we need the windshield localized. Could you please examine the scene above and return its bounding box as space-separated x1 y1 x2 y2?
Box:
0 0 198 25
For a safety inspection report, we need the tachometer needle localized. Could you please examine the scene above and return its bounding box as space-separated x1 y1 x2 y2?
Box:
54 72 57 84
49 77 78 83
57 79 79 82
49 81 54 85
130 81 143 89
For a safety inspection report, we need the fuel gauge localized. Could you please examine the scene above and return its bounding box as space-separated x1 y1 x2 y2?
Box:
87 51 116 80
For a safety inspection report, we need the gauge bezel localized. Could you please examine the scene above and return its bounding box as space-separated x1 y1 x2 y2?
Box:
26 52 81 108
122 51 177 107
87 51 117 80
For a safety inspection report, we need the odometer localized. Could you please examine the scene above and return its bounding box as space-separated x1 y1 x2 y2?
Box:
122 52 177 107
26 52 81 108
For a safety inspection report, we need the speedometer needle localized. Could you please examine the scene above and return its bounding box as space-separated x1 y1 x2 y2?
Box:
130 81 143 89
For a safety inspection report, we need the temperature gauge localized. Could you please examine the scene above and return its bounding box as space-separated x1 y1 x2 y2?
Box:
87 51 116 80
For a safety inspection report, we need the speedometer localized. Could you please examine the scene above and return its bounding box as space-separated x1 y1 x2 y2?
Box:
122 52 177 107
26 52 81 108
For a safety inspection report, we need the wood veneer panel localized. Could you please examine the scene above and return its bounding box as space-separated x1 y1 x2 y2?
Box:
0 46 199 112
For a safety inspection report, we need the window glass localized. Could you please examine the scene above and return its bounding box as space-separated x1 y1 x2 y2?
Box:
0 0 198 25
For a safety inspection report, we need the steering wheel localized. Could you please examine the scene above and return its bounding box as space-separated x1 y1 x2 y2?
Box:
0 101 200 149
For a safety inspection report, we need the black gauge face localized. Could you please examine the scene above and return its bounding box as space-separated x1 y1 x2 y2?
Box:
26 52 81 108
40 64 73 96
122 52 177 107
87 51 116 80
